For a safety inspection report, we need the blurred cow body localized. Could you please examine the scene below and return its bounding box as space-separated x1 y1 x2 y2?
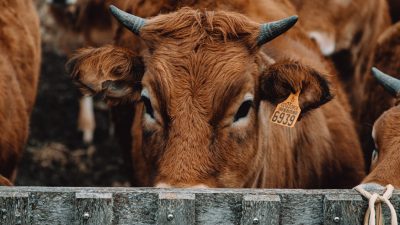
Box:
69 0 365 188
0 0 41 183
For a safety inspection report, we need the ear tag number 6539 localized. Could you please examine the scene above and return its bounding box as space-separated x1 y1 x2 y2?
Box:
270 92 301 128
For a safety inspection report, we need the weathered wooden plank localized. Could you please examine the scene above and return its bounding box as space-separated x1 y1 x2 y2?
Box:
0 187 399 225
75 192 113 225
280 193 324 225
28 192 75 225
157 192 195 225
195 193 242 225
113 192 158 225
241 194 280 225
0 192 28 225
323 194 366 225
1 186 399 196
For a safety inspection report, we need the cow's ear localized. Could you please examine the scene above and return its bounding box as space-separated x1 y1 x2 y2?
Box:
66 45 145 103
259 61 333 114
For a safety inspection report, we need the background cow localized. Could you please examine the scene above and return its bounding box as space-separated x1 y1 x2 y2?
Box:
0 0 41 184
252 0 393 170
68 0 365 188
358 22 400 170
361 68 400 188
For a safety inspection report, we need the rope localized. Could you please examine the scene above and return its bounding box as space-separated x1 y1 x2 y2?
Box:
354 184 398 225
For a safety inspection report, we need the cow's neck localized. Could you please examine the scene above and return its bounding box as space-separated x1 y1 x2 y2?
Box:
249 102 332 188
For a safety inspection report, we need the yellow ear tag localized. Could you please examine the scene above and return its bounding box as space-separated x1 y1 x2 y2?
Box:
270 91 301 128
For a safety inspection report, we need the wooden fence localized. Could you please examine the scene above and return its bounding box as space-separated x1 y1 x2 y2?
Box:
0 187 398 225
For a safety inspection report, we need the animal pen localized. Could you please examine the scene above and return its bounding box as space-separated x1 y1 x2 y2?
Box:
0 187 398 224
2 1 399 225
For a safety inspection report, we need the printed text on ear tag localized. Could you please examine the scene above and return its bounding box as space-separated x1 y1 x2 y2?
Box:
270 92 301 128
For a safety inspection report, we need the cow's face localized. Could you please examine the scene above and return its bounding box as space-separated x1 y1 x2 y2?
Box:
369 68 400 172
371 105 400 170
139 37 260 188
68 8 332 187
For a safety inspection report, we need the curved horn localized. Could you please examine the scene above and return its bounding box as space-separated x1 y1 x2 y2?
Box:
372 67 400 97
109 5 146 35
257 15 298 46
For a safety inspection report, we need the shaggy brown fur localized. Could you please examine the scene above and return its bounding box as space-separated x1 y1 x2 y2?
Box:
0 0 41 182
359 22 400 170
69 1 365 188
363 103 400 188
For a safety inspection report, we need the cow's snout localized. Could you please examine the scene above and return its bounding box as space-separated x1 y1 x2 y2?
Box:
155 182 210 189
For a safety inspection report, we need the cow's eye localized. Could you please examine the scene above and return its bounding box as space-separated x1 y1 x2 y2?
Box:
233 100 253 123
141 96 155 119
371 149 379 163
141 89 155 120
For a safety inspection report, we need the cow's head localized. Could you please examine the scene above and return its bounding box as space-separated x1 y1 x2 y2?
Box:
370 68 400 170
68 7 333 187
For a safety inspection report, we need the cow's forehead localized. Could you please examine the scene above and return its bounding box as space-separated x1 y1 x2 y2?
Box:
144 41 255 83
142 45 257 118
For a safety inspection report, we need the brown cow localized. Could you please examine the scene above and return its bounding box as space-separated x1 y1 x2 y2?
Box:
0 0 41 183
68 1 365 188
361 68 400 188
358 22 400 170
